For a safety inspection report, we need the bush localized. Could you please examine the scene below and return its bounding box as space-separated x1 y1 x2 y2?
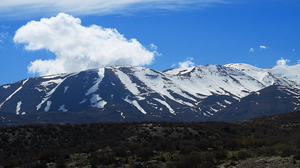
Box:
113 144 127 157
237 150 248 160
139 147 153 160
279 144 294 157
196 139 209 150
226 139 239 150
180 145 199 155
213 149 227 160
38 149 57 162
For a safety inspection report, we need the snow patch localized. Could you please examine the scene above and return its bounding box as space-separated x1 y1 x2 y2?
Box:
90 94 107 108
85 68 105 96
224 100 232 104
44 101 52 112
124 97 147 114
154 98 175 115
0 79 29 109
146 101 158 109
210 106 219 112
16 101 22 115
42 74 66 79
216 102 226 108
115 69 140 95
117 110 125 120
35 87 44 92
40 79 63 88
36 74 75 110
206 111 213 115
203 112 210 117
79 98 87 104
2 85 10 89
58 104 68 112
64 86 69 93
133 68 196 105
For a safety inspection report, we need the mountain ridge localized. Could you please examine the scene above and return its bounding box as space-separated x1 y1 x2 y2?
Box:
1 63 300 125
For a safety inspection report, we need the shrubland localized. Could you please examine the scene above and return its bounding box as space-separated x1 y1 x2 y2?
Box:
1 111 300 167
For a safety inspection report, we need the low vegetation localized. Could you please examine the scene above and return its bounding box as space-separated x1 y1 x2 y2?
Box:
2 111 300 167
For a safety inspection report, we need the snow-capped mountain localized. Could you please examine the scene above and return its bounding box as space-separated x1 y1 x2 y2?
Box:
1 63 300 124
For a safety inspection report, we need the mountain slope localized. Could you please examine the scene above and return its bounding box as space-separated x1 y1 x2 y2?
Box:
1 63 300 124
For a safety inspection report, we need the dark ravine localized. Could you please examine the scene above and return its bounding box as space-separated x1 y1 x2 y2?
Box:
1 63 300 125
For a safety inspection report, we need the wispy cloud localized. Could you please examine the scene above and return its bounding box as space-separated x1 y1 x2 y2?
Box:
1 24 10 29
276 57 290 66
260 45 268 50
14 13 159 76
0 32 9 43
249 47 254 52
0 0 227 17
149 43 158 51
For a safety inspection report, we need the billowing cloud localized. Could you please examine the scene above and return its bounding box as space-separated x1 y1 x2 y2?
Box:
276 58 290 66
14 13 158 76
0 0 227 17
249 48 254 52
178 57 195 68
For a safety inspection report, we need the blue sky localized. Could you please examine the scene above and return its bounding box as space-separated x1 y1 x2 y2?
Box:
0 0 300 85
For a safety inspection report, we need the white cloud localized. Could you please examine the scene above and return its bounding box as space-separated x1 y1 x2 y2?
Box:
14 13 158 76
249 48 254 52
260 45 268 50
276 57 290 66
178 57 195 68
292 49 295 52
0 0 227 17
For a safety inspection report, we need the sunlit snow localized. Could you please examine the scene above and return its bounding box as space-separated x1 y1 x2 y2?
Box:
124 96 147 114
90 94 107 108
0 79 29 109
2 85 10 89
85 68 105 95
115 69 140 95
16 101 22 115
154 98 175 115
